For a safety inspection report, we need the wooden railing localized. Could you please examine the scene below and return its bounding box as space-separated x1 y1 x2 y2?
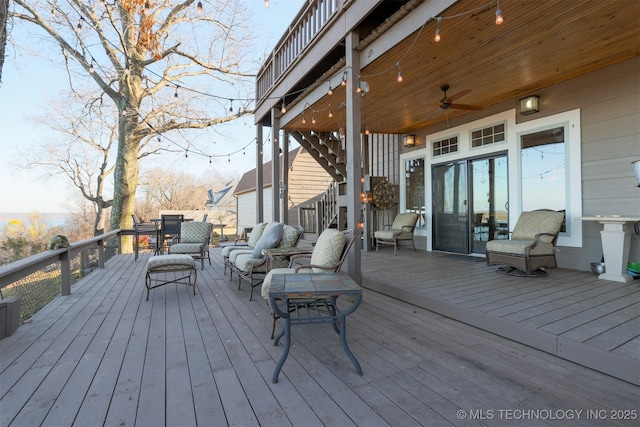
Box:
256 0 342 101
0 230 126 297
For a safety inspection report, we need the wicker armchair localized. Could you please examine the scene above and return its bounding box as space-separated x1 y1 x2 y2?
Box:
486 209 565 276
374 212 419 255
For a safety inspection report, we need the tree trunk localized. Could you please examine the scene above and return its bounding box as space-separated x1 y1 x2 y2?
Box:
110 109 141 253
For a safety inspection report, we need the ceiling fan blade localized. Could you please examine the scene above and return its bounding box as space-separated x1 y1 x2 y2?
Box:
448 88 472 101
448 103 483 110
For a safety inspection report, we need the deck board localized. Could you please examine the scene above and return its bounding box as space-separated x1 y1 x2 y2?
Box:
360 249 640 386
0 249 638 426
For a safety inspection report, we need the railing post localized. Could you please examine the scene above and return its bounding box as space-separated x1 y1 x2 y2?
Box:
61 250 71 296
98 238 105 268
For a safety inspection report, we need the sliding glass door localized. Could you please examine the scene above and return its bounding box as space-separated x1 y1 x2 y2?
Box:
432 161 469 253
433 153 508 254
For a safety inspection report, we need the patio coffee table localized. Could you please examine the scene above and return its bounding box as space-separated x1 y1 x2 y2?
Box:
268 272 363 383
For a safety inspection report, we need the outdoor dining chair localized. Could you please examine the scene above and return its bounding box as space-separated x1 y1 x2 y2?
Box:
159 214 184 253
132 214 159 261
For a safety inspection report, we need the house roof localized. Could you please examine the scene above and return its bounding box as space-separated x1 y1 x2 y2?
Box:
234 147 302 195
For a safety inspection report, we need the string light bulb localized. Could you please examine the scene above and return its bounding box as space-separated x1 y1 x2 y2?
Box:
185 149 188 158
143 2 150 15
174 86 179 98
99 0 105 7
197 1 203 14
123 66 130 76
302 114 306 124
327 82 333 96
76 20 83 33
328 104 333 118
341 71 347 87
229 99 234 113
157 134 161 142
311 112 316 124
88 59 95 73
495 1 504 25
264 0 270 8
280 97 286 114
396 64 403 83
228 154 231 163
209 156 212 164
434 17 441 42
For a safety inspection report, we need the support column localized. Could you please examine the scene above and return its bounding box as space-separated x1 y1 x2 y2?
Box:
345 31 362 284
271 108 281 222
281 131 289 224
256 123 264 223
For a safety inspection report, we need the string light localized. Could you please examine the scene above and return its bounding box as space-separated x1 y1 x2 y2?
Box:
228 154 231 163
209 156 212 164
88 58 95 73
495 0 504 25
264 0 270 8
229 99 234 112
157 134 161 142
143 2 150 15
311 112 316 124
185 149 188 158
62 0 505 166
197 1 203 14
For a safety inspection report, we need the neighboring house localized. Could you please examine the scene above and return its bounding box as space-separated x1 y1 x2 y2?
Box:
252 0 639 274
159 182 238 237
234 147 333 233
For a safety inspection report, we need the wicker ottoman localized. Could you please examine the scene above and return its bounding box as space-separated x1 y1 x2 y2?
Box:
145 254 197 300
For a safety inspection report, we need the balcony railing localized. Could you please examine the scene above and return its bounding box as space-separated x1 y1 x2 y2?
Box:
0 230 134 325
256 0 341 102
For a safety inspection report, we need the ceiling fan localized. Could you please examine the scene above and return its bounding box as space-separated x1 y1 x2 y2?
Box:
438 84 483 111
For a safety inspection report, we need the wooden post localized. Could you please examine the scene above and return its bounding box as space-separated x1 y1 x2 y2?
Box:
345 30 362 284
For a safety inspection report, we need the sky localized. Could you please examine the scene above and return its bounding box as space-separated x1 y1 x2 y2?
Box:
0 0 304 213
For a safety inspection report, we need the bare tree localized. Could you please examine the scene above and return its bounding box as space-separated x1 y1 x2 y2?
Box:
10 0 255 248
139 167 208 211
23 92 117 236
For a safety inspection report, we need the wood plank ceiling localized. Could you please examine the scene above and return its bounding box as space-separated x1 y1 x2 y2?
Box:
284 0 640 135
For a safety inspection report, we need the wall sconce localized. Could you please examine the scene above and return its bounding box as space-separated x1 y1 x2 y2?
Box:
632 160 640 187
519 95 540 115
403 134 416 147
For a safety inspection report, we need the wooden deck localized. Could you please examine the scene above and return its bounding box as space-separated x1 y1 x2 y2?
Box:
360 250 640 386
1 249 638 426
